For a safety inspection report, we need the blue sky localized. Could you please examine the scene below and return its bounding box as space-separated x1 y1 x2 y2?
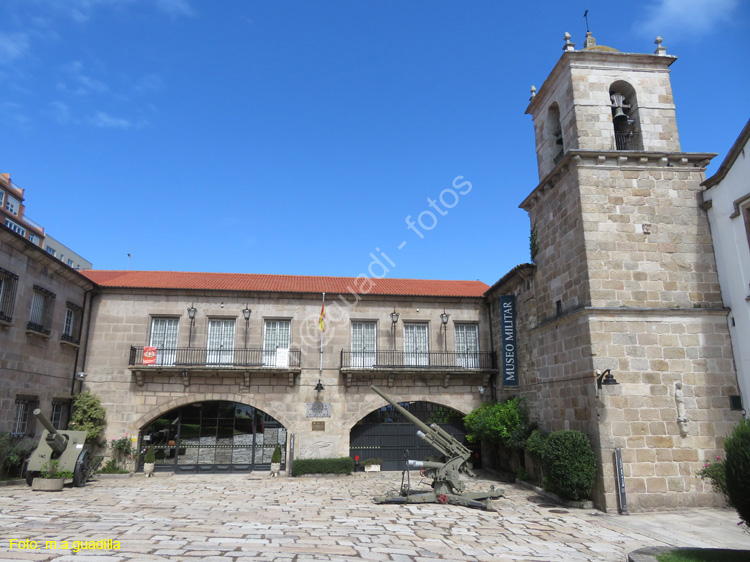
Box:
2 0 748 284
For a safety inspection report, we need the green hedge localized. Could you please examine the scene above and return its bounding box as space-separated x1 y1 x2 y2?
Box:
525 429 549 457
463 397 534 449
724 419 750 527
291 457 354 476
542 430 597 501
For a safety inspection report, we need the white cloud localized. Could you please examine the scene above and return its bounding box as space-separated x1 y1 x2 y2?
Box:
634 0 740 39
48 101 72 124
155 0 194 17
59 61 110 95
0 33 30 65
90 111 133 129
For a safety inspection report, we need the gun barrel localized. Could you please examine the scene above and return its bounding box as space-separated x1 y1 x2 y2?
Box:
34 408 57 434
370 385 434 438
407 459 444 470
33 409 68 456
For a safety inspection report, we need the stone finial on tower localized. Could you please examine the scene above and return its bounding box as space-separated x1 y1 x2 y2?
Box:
563 32 575 52
584 31 596 49
529 85 537 101
654 36 667 56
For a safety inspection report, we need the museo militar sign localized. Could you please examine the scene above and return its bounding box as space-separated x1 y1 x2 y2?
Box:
499 295 517 386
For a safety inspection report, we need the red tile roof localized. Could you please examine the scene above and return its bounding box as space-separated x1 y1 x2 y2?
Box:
81 270 489 298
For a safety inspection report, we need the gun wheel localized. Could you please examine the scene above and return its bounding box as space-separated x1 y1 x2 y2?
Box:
438 494 447 504
73 449 92 487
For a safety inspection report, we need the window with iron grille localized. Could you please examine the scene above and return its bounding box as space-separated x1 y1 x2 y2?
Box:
404 322 429 366
207 318 236 365
27 286 56 335
263 320 291 366
0 267 19 322
351 321 377 367
62 302 83 344
149 317 179 366
455 323 480 368
12 397 39 437
50 401 71 430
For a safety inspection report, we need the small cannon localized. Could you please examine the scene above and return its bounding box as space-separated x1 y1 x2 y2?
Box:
24 409 96 487
370 385 502 510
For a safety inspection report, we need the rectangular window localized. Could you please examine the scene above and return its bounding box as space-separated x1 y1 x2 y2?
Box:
50 401 70 430
207 318 236 365
744 204 750 252
455 324 480 368
12 397 39 437
4 218 26 237
45 246 56 256
5 195 19 216
61 302 83 344
27 286 56 335
149 317 179 366
263 320 291 366
0 267 19 322
351 321 377 368
404 322 429 366
0 190 4 207
66 258 73 266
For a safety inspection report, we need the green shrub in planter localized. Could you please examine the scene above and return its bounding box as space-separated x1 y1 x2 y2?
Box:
724 419 750 527
541 430 596 501
271 445 282 464
144 446 156 464
291 457 354 476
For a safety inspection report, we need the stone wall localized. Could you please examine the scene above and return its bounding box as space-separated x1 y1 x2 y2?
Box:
83 289 492 460
0 228 93 434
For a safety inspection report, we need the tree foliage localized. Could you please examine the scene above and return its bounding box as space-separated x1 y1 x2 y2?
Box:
463 398 534 449
70 392 107 443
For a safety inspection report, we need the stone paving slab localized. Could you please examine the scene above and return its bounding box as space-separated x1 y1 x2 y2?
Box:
0 472 747 561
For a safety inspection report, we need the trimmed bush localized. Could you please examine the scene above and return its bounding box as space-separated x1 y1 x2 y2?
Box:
525 429 549 457
541 430 597 501
291 457 354 476
70 392 107 443
724 419 750 527
144 446 156 464
271 445 282 464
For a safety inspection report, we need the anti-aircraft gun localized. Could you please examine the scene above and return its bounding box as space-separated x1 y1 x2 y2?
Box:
24 409 96 487
370 385 502 510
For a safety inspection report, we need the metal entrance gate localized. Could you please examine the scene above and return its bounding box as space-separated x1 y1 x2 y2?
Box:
349 401 477 471
141 401 286 473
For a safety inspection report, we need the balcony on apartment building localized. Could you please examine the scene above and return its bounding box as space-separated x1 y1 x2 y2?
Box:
340 350 497 387
128 346 302 388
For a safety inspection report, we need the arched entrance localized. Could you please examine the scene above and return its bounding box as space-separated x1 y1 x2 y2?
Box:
141 401 286 473
349 401 478 471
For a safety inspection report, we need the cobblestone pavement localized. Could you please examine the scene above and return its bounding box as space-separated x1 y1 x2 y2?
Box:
0 472 747 562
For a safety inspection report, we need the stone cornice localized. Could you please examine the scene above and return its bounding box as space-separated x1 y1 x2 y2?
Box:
519 150 717 212
531 305 729 334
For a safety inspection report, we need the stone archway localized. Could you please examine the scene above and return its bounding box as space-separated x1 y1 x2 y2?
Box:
137 396 288 473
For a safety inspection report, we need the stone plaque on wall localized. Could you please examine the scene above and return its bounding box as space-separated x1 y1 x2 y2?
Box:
306 402 331 418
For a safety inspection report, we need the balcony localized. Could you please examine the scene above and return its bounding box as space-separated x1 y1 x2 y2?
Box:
340 350 497 387
128 346 301 387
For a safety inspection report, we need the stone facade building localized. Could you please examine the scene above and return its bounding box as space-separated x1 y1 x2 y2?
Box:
80 270 493 472
485 33 741 512
0 225 94 437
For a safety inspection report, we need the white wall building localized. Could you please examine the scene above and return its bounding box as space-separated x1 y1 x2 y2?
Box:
702 119 750 413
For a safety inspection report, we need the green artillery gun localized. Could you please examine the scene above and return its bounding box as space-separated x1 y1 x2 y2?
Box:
24 409 96 487
370 385 502 510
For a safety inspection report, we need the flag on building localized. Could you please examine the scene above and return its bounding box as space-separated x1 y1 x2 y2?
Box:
319 293 326 332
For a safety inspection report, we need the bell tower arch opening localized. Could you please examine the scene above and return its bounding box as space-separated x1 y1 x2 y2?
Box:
609 80 643 151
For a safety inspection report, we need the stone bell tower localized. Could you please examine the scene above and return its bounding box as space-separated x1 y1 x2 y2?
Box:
517 32 740 512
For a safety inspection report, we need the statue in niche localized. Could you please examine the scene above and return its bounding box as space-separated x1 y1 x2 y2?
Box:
675 382 689 437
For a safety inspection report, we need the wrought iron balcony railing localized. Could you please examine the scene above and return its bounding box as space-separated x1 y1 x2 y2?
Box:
340 350 496 370
129 346 301 369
